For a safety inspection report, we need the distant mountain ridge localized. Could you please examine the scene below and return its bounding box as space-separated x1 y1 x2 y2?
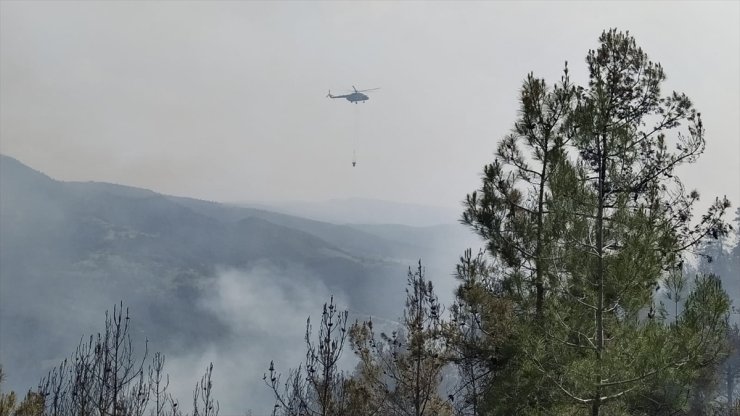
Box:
0 154 480 397
236 198 461 227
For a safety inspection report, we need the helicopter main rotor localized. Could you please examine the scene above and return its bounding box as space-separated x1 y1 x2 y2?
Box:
352 85 380 93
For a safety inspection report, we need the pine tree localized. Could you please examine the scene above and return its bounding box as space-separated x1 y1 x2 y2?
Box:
463 65 576 318
721 324 740 413
696 206 740 411
459 58 577 415
461 29 732 415
0 368 44 416
446 249 515 415
350 263 450 416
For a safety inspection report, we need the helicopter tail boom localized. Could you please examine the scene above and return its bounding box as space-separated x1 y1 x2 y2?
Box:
327 90 351 99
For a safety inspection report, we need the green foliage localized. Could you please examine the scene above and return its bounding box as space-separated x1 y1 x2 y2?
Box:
457 28 732 415
685 207 740 410
349 263 451 416
1 367 44 416
0 394 16 416
0 391 44 416
463 65 576 316
9 392 44 416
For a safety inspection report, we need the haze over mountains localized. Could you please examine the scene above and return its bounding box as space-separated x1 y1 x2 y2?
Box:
239 198 460 227
0 154 481 413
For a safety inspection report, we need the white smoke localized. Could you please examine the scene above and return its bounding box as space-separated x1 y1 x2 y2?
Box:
165 265 351 415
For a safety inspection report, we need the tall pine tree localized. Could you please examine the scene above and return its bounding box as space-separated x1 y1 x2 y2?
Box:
460 29 732 415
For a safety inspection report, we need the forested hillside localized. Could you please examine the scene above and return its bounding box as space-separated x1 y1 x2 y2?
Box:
0 154 478 407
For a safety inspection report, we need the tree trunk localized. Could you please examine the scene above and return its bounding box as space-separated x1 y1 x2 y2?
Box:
592 133 607 416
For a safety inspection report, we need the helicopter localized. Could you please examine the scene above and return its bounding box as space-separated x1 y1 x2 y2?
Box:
327 86 380 103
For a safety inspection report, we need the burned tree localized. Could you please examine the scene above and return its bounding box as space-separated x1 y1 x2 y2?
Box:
265 296 350 416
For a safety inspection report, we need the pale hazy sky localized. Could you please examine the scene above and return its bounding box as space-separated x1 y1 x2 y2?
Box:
1 1 738 211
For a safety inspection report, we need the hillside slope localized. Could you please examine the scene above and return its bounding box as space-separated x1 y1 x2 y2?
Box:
0 155 480 402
